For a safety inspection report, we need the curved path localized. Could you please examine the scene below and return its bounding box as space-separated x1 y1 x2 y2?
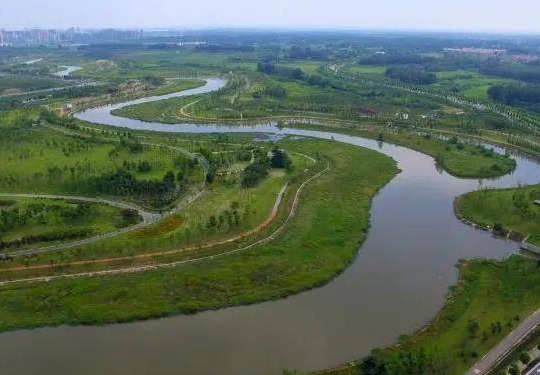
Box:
1 79 540 375
0 193 160 257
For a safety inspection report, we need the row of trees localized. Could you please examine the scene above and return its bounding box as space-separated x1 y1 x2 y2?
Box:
0 228 92 250
488 84 540 113
480 62 540 83
0 202 92 236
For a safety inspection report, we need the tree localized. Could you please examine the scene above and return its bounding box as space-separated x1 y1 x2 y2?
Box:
270 147 292 170
467 319 480 338
163 171 176 190
519 351 531 364
508 363 520 375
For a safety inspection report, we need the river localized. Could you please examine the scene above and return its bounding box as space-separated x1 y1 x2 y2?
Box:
0 78 538 375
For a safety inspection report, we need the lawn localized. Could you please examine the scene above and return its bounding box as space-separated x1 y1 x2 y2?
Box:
456 186 540 239
343 64 386 76
0 125 204 208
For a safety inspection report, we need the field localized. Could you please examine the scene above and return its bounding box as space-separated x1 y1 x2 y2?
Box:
0 123 204 209
0 75 69 96
433 70 518 100
0 197 139 250
456 186 540 241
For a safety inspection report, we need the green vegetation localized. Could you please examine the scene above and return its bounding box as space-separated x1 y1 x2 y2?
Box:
0 75 68 95
0 138 398 331
456 185 540 241
326 256 540 375
286 122 516 179
0 120 203 209
0 197 139 250
381 133 516 178
3 32 540 375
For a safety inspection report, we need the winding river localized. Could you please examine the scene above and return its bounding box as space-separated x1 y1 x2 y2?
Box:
1 79 539 375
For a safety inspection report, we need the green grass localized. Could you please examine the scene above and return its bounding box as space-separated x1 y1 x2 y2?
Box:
0 197 139 249
146 79 206 96
0 125 203 205
432 70 518 100
380 133 516 178
0 138 398 331
284 123 516 179
0 75 68 95
456 186 540 238
323 256 540 375
343 64 386 76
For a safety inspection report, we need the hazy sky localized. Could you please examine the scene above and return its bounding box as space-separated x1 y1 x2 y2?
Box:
3 0 540 33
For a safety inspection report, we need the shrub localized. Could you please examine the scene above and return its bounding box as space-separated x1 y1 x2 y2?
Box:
519 351 531 364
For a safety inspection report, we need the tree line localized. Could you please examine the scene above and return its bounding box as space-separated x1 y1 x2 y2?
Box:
385 66 437 85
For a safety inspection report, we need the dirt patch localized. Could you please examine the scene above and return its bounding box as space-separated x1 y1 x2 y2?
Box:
136 216 184 237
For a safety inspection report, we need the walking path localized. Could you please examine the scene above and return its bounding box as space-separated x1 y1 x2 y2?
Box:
0 161 329 285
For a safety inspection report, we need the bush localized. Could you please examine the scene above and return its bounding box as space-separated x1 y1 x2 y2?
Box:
508 363 520 375
520 351 531 364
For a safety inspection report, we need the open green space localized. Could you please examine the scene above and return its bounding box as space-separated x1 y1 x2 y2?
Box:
432 70 518 100
0 75 69 95
0 197 140 250
285 122 516 179
0 122 204 209
456 186 540 241
0 138 398 331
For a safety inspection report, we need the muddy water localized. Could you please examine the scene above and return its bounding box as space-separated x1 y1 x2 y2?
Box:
0 79 538 375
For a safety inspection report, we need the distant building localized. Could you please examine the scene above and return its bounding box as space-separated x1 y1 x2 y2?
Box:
443 47 507 58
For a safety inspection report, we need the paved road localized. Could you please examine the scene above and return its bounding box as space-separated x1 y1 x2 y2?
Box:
526 360 540 375
466 306 540 375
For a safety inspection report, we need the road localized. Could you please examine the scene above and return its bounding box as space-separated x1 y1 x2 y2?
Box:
0 82 101 98
0 193 160 257
526 361 540 375
466 306 540 375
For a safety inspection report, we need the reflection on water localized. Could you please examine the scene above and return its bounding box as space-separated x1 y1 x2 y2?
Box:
1 79 538 375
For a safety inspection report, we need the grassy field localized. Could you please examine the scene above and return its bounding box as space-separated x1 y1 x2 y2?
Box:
0 124 312 267
284 122 516 179
0 197 139 250
433 70 517 100
0 124 204 208
145 79 206 96
456 186 540 239
322 256 540 375
343 64 386 76
0 75 69 95
0 138 398 331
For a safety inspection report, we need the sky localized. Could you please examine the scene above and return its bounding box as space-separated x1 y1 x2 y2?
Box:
2 0 540 33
